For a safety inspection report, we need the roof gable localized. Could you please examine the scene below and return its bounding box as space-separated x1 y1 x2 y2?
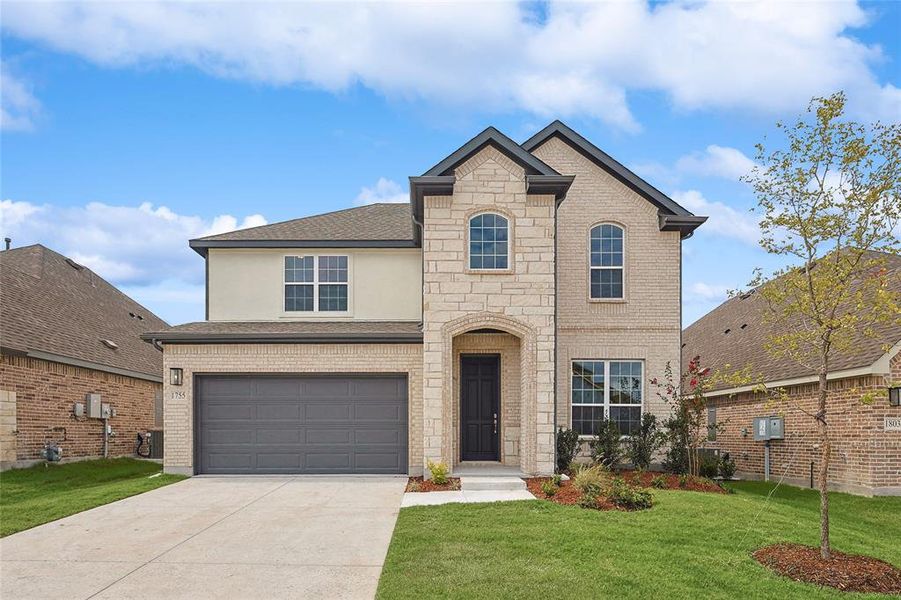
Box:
522 120 701 220
424 126 560 177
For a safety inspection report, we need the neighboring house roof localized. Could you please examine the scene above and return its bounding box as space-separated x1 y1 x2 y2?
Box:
683 251 901 394
522 120 706 238
0 244 168 381
189 203 416 256
142 321 423 344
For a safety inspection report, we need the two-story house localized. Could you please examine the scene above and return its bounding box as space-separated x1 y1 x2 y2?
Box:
144 121 706 477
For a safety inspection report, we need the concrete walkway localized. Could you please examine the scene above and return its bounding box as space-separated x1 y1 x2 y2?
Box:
0 476 407 600
401 475 534 507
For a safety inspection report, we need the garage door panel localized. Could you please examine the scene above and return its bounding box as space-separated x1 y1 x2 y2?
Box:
306 429 352 444
256 403 302 420
205 404 254 420
197 375 407 475
305 403 352 421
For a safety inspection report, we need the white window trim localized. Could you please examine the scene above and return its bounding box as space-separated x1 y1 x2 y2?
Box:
570 359 644 438
588 223 625 302
282 254 351 316
467 212 511 272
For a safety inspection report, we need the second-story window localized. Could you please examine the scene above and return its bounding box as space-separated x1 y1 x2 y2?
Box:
590 224 624 299
469 213 508 270
284 255 348 312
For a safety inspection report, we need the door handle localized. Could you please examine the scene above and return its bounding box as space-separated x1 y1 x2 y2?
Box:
493 413 498 434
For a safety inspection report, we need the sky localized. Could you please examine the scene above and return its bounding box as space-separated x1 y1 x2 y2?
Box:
1 0 899 326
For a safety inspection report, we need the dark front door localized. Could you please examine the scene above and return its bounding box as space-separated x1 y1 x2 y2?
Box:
460 355 500 461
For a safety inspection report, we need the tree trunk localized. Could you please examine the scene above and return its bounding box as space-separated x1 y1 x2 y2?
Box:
817 369 831 560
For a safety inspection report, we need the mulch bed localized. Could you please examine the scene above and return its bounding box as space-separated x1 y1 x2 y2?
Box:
753 543 901 595
406 477 461 492
619 470 727 494
524 478 618 510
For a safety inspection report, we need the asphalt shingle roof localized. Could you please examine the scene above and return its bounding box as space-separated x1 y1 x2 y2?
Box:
682 251 901 391
0 245 168 379
142 320 422 343
193 203 414 243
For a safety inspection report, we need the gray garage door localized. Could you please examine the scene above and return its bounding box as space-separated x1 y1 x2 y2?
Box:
196 374 408 474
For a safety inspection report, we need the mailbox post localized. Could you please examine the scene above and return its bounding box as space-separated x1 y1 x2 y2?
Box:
753 416 785 481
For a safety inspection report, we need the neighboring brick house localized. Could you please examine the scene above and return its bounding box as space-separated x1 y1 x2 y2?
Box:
683 251 901 496
143 121 706 477
0 244 168 469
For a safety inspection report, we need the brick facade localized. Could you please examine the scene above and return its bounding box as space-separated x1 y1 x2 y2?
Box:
706 350 901 495
421 146 557 476
532 137 681 431
161 343 423 476
0 354 161 468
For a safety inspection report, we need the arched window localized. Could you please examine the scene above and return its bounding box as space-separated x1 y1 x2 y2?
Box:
590 224 624 299
469 213 509 270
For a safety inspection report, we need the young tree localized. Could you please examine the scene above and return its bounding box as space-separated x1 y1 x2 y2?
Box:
743 92 900 559
653 357 714 477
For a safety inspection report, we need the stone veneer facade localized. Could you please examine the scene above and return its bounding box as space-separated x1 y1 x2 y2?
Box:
161 343 423 476
421 146 557 476
532 137 682 432
705 350 901 496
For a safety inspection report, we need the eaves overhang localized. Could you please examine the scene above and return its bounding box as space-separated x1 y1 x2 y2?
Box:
189 238 417 257
140 332 423 345
659 215 709 239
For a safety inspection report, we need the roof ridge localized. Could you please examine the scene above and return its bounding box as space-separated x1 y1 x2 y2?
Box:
192 202 409 242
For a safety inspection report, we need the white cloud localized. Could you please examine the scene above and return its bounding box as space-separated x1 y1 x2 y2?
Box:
0 62 40 131
671 190 760 245
0 199 266 323
675 145 757 181
1 1 897 130
688 282 731 301
355 178 408 206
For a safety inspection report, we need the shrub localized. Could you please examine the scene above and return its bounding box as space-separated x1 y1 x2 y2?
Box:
678 474 689 488
651 474 668 489
625 413 665 470
427 460 449 485
551 473 563 487
662 411 691 474
699 455 719 479
631 470 644 486
589 420 623 468
572 464 607 497
607 477 654 510
578 493 599 509
719 453 737 480
540 479 559 497
408 480 422 492
556 427 581 473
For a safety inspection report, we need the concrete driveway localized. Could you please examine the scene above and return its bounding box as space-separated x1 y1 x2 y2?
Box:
0 476 407 600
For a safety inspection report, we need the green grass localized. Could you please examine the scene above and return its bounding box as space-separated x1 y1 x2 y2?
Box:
0 458 186 537
377 481 901 599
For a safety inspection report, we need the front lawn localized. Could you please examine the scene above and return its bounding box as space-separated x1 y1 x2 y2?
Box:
0 458 186 537
377 481 901 599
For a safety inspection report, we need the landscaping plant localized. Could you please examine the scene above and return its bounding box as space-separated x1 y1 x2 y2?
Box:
555 427 581 473
654 358 715 477
427 460 450 485
589 419 623 468
625 412 665 470
572 464 607 498
607 477 653 510
651 474 668 489
741 92 900 559
699 455 720 479
719 453 737 480
540 479 559 497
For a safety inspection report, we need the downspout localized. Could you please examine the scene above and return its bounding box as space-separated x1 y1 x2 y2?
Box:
411 210 425 331
553 200 559 475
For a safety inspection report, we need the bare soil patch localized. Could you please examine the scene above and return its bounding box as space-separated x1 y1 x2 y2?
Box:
406 477 461 492
753 543 901 595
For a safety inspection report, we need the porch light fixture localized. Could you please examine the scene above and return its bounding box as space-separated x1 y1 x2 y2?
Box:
170 368 183 386
889 386 901 407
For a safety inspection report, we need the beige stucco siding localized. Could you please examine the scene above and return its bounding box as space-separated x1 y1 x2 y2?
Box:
207 248 422 321
531 136 682 429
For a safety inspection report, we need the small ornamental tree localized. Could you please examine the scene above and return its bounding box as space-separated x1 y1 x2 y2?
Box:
743 92 901 559
653 357 714 477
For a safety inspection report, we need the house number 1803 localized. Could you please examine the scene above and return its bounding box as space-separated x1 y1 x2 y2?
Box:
171 391 187 400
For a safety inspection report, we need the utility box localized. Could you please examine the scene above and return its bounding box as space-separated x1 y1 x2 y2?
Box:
73 403 84 418
100 403 112 419
85 393 102 419
753 416 785 441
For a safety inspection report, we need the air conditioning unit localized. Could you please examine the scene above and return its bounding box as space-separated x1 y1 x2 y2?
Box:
148 430 164 459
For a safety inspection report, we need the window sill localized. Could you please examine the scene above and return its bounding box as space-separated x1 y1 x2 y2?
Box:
465 267 514 275
588 298 627 304
280 312 353 319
